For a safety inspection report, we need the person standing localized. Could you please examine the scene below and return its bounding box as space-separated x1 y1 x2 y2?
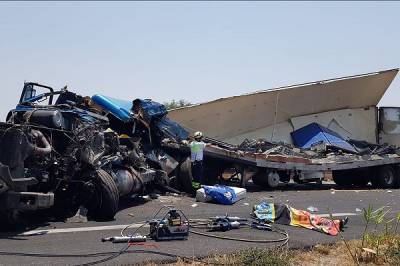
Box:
189 131 207 190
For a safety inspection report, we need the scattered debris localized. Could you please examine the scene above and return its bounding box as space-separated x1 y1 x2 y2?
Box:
356 208 362 212
307 206 319 213
362 247 377 254
291 123 358 153
191 203 198 208
196 185 246 205
67 206 88 223
165 192 181 197
150 194 160 200
252 202 347 236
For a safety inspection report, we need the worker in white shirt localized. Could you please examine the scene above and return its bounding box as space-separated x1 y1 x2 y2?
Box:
189 131 207 190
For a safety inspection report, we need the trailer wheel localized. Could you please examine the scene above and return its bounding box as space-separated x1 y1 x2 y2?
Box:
332 170 353 187
395 166 400 189
89 169 119 220
371 166 398 189
267 172 280 188
177 157 194 193
252 171 267 187
278 171 290 183
351 169 370 187
352 177 369 187
252 169 280 188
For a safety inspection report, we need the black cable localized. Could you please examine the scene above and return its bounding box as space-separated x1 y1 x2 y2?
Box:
0 249 226 265
189 227 289 246
189 219 289 246
80 205 178 266
0 249 198 260
0 226 288 266
0 208 289 265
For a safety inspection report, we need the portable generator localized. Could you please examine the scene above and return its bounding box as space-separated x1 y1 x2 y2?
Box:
149 208 189 241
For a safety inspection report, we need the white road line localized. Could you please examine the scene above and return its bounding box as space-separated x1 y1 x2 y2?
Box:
318 212 358 218
18 223 148 236
17 212 359 236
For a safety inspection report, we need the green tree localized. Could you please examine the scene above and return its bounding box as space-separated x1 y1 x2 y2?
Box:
163 99 192 110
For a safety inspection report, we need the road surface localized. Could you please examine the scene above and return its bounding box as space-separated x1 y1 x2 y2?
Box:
0 183 399 265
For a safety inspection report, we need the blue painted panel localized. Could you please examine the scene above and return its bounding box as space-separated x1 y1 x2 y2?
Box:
291 123 357 153
132 99 167 121
91 94 132 122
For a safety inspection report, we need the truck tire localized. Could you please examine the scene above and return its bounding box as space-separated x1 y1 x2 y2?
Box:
332 170 353 187
371 166 398 189
352 177 369 187
252 172 268 187
278 171 290 183
351 169 370 187
90 169 119 220
177 157 194 193
267 171 280 188
0 210 22 230
252 169 280 189
395 166 400 189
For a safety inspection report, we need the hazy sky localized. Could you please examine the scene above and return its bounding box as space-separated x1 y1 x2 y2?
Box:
0 2 399 119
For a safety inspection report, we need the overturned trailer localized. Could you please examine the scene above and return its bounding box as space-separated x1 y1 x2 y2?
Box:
169 69 399 146
167 69 400 188
162 134 400 190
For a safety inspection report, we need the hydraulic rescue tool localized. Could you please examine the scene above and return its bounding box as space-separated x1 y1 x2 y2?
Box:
149 208 189 241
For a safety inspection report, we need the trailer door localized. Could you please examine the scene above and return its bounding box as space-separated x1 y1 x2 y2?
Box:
378 107 400 146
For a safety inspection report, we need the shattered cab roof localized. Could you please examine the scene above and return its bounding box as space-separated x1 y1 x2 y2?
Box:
168 68 398 140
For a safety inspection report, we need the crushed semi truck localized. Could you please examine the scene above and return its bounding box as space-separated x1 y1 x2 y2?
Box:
0 69 399 226
0 82 190 226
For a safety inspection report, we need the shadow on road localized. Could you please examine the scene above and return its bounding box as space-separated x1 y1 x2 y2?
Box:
245 182 378 192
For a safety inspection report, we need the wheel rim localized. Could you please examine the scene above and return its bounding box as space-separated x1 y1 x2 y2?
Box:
383 170 394 185
268 172 280 187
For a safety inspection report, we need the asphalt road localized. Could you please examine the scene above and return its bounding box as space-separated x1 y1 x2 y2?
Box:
0 183 399 265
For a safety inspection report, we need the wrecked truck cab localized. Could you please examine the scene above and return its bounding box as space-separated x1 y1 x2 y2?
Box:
90 94 192 191
1 82 194 227
1 83 124 227
0 124 55 226
9 82 109 131
90 95 189 143
19 82 56 105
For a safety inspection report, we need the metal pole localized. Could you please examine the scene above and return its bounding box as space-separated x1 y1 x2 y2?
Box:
271 92 280 141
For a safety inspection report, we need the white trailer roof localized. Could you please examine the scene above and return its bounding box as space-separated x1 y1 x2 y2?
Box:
168 69 398 140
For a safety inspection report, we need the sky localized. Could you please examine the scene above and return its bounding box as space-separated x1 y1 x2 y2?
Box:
0 1 399 119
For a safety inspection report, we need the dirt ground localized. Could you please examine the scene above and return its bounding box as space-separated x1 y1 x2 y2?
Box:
147 237 399 266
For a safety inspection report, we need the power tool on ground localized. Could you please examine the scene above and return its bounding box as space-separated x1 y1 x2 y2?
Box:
149 208 189 241
207 215 247 231
101 235 147 243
